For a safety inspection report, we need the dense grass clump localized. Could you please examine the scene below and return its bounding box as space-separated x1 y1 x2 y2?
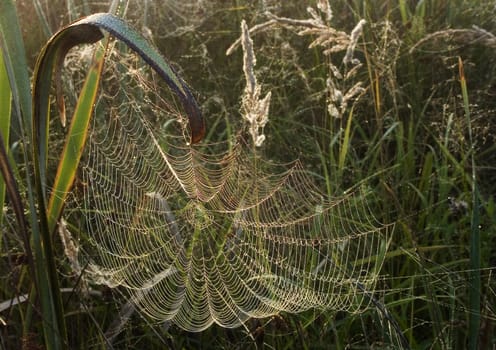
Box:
0 0 495 349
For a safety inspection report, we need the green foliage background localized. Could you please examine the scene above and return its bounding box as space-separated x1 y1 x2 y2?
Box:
1 0 495 348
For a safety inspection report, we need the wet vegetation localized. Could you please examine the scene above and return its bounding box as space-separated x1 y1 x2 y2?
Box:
1 0 495 348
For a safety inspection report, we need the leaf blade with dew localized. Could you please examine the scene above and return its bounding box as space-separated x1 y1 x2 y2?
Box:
76 13 206 144
32 12 206 233
1 2 65 347
32 23 104 238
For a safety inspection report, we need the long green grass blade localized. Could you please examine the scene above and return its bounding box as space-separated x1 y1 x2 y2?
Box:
33 12 206 233
0 137 31 269
459 57 480 350
46 42 107 233
31 0 52 38
398 0 410 25
0 50 11 227
0 0 33 135
32 23 104 204
0 3 64 348
338 107 354 175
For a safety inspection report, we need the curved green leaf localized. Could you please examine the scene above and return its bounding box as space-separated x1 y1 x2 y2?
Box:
33 13 206 233
76 13 206 144
1 2 63 348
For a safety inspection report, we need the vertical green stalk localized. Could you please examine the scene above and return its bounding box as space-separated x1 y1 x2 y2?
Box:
459 57 480 350
45 40 108 233
31 0 52 38
338 106 354 180
0 50 11 228
0 0 33 137
66 0 76 22
0 1 65 348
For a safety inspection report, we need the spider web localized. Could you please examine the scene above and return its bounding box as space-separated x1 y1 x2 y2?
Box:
64 46 392 332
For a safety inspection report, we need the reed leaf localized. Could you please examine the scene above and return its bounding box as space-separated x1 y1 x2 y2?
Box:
0 2 64 348
0 0 32 135
0 51 10 227
459 57 481 350
32 12 206 233
338 106 354 175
